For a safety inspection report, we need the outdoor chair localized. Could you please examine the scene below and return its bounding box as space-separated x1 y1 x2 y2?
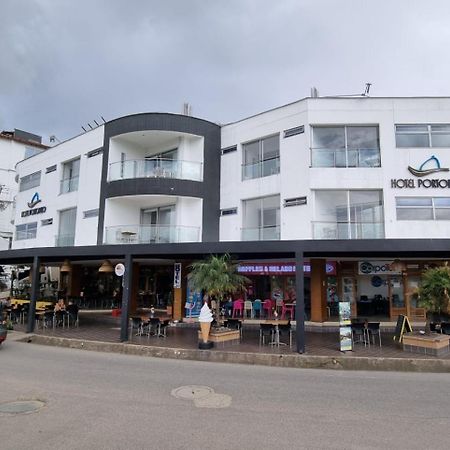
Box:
351 323 369 346
158 319 170 338
130 317 143 337
244 301 253 318
232 299 244 318
147 318 161 337
53 310 66 328
440 322 450 335
262 299 272 318
367 322 381 347
43 311 54 329
278 322 293 347
281 301 295 320
259 323 275 345
252 299 262 318
224 319 242 338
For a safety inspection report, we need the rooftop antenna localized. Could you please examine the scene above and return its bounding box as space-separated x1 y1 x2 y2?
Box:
363 83 372 96
182 102 192 116
310 86 319 98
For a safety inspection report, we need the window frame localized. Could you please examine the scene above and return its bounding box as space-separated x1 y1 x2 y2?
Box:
15 222 38 240
19 171 41 192
395 124 450 148
396 196 450 220
241 134 280 180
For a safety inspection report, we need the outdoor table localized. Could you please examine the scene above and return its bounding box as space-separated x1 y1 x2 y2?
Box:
263 319 289 346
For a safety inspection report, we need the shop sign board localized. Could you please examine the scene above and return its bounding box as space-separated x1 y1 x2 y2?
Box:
173 263 181 288
358 261 402 275
237 261 336 276
339 302 352 352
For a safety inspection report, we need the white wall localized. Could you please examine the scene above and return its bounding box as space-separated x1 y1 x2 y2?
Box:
12 127 104 249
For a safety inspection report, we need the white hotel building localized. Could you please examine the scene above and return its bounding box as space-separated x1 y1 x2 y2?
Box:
2 96 450 350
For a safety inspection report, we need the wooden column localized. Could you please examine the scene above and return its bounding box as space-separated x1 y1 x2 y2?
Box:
295 251 305 354
310 259 327 322
173 263 186 321
69 265 82 297
129 263 140 314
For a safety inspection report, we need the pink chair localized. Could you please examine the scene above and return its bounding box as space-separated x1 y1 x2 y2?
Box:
281 301 295 319
262 299 272 319
232 299 244 318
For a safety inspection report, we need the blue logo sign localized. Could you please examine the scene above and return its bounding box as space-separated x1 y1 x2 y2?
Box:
27 192 41 209
408 155 449 177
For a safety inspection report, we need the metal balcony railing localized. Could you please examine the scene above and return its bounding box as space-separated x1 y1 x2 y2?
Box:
241 225 280 241
55 234 75 247
60 176 79 194
242 157 280 180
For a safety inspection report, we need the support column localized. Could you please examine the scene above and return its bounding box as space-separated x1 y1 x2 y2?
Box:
129 263 140 314
120 254 133 342
310 259 328 322
295 251 305 354
26 256 40 333
173 262 187 321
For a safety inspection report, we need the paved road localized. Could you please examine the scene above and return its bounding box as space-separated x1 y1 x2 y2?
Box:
1 335 449 450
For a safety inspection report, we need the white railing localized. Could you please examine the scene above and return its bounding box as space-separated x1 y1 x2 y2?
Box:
104 224 201 244
312 222 384 239
55 234 75 246
242 157 280 180
241 225 280 241
109 159 203 182
310 148 381 168
60 176 79 194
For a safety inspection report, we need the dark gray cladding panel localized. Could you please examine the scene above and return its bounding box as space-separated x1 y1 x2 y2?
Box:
98 113 221 244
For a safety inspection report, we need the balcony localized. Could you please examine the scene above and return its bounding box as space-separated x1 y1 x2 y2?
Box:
241 225 280 241
108 159 203 182
55 234 75 247
242 157 280 180
104 224 201 244
60 176 79 194
310 148 381 168
312 222 384 239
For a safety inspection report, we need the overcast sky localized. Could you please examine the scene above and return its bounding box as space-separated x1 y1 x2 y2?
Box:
2 0 450 142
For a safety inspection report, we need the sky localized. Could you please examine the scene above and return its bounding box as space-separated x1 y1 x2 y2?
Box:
2 0 450 143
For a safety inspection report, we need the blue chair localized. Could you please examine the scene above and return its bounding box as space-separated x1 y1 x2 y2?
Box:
252 299 262 319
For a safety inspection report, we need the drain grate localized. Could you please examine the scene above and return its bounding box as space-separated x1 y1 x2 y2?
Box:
0 400 45 415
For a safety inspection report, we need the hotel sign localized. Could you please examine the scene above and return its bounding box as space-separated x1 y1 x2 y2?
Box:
21 192 46 217
391 156 450 189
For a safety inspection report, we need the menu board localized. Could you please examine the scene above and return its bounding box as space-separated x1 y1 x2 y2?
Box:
339 301 352 352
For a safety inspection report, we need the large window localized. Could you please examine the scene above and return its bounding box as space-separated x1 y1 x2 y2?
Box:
396 197 450 220
15 222 37 240
242 195 280 240
60 158 80 194
311 126 380 168
56 207 77 246
313 190 384 239
242 135 280 180
395 124 450 148
19 171 41 192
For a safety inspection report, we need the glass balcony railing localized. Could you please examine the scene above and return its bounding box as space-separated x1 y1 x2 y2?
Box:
104 224 201 244
241 225 280 241
60 176 79 194
310 148 381 168
55 234 75 246
108 159 203 182
312 222 385 239
242 157 280 180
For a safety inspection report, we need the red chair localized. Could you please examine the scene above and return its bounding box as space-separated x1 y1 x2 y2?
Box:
281 301 295 319
232 299 244 318
262 299 272 319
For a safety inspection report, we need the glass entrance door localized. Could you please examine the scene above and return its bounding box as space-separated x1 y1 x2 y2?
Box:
141 206 175 243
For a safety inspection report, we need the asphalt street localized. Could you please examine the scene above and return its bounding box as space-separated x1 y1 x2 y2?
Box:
1 336 449 450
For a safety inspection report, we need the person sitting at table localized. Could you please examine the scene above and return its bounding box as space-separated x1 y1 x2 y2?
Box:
54 299 66 312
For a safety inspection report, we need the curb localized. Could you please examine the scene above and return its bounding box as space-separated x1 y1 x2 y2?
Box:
19 334 450 373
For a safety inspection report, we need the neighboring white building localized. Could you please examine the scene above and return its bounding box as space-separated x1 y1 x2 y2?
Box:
10 97 450 250
0 129 47 251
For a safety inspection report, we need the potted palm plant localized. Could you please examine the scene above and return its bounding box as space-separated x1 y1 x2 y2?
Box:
418 264 450 334
188 254 249 327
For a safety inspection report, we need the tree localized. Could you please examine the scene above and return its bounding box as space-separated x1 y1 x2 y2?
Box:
418 264 450 334
188 254 249 325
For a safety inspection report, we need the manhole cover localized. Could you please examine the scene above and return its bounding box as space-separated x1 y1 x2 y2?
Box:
171 385 214 400
0 400 45 415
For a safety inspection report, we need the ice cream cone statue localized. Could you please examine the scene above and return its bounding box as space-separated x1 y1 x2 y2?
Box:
198 301 213 344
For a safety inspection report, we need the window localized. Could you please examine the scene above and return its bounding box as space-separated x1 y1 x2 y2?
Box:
15 222 37 240
83 208 99 219
25 147 40 159
242 135 280 180
242 195 280 240
19 171 41 192
311 126 380 168
60 158 80 194
56 207 77 246
313 190 384 239
396 197 450 220
395 124 450 148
